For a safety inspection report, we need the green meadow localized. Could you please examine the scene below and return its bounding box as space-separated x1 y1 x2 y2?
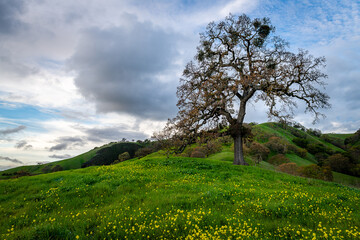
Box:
1 122 360 239
1 155 360 239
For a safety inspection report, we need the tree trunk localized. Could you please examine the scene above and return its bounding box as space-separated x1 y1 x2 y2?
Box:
233 133 246 165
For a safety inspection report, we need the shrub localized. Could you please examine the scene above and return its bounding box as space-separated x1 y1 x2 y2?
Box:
252 128 274 143
190 150 206 158
203 140 223 156
321 135 345 149
347 146 360 163
322 166 334 181
315 152 330 166
265 137 287 154
41 165 52 173
292 137 309 148
12 170 32 178
277 163 299 175
344 129 360 145
219 135 233 146
249 142 270 162
295 147 307 158
118 152 131 162
298 164 333 181
350 164 360 177
306 143 332 155
325 153 351 173
290 128 308 139
306 128 322 137
287 144 307 158
51 165 63 172
293 122 306 131
268 154 290 166
135 147 154 158
180 146 193 157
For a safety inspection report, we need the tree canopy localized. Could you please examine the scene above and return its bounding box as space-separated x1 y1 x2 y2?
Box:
173 14 330 165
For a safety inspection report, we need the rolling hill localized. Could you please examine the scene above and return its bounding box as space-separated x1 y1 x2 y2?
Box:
0 122 360 239
1 122 359 187
0 142 142 179
0 154 359 239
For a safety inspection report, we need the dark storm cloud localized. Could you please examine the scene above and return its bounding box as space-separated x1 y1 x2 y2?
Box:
49 142 68 151
14 140 32 150
69 14 179 120
0 55 38 80
49 154 72 159
0 125 26 135
0 156 23 164
49 136 86 151
0 0 26 34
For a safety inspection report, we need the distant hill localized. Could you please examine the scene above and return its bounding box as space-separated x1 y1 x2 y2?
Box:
81 142 141 167
0 142 142 179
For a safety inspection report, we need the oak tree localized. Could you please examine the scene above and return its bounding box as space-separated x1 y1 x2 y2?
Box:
173 14 330 165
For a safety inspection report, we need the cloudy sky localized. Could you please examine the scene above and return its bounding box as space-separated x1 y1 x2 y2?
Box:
0 0 359 170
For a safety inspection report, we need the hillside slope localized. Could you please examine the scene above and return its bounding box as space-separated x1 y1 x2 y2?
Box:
0 142 141 179
0 155 359 239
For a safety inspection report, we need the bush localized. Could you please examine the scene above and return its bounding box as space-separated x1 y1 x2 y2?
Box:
219 135 233 146
295 148 307 158
292 137 309 148
344 129 360 145
306 128 322 137
325 153 351 173
321 135 345 150
322 166 334 181
118 152 131 162
51 165 63 172
347 146 360 163
289 126 307 138
306 143 332 155
277 163 299 175
190 150 206 158
41 165 52 173
180 146 193 157
135 147 154 158
252 129 274 143
298 164 333 181
287 144 307 158
203 140 223 156
265 137 287 154
12 170 32 178
249 142 270 162
268 154 290 166
350 164 360 177
315 152 330 166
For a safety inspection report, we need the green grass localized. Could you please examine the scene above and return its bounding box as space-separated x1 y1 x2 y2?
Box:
0 148 98 179
0 142 133 179
325 133 353 140
1 156 359 239
286 154 314 166
333 172 360 188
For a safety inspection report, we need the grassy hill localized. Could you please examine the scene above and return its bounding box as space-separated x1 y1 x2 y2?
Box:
2 122 359 186
1 122 360 239
0 142 141 179
1 155 359 239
